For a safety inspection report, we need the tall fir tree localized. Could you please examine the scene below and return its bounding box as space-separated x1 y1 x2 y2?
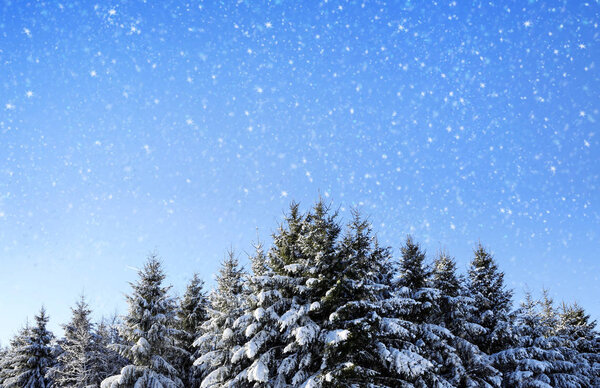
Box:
538 289 558 335
101 254 184 388
275 200 342 386
430 251 500 387
319 211 395 387
3 307 55 388
467 244 514 356
378 237 460 387
175 273 209 388
194 251 247 387
229 203 306 387
229 200 347 386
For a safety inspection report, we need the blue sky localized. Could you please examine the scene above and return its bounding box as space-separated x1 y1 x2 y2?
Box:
0 0 598 343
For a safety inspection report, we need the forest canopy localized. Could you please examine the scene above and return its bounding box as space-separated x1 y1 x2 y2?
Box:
1 200 598 388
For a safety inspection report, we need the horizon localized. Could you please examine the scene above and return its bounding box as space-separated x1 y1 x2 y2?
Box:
1 1 598 345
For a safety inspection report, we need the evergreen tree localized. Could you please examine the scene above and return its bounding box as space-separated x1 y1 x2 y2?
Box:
231 200 345 386
430 251 500 387
3 307 55 388
51 296 108 387
377 237 459 387
96 315 128 383
398 236 428 293
194 251 247 387
275 200 342 386
558 301 600 385
319 211 395 387
0 324 31 386
467 244 514 355
0 346 6 385
0 346 6 384
492 292 589 387
539 289 558 335
101 254 184 388
230 204 306 387
175 273 209 388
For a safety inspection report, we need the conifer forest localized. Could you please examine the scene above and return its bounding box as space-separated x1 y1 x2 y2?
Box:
1 1 599 387
1 201 598 387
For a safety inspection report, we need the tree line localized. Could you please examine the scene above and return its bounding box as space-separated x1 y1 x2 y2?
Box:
1 200 598 387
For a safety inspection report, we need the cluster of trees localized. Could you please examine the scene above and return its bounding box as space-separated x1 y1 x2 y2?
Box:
1 201 598 387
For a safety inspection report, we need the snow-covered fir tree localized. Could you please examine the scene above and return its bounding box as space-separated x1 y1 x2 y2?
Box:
2 307 55 388
194 251 247 387
50 295 110 387
538 289 559 335
430 251 500 387
377 236 460 387
231 200 350 386
492 291 591 387
101 254 184 388
95 315 128 383
467 244 514 356
273 200 343 386
230 204 306 387
175 273 209 388
0 346 7 385
0 324 31 386
558 301 600 385
319 211 395 387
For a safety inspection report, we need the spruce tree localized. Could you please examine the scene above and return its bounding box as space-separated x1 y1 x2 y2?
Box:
51 296 108 387
558 301 600 385
0 324 31 386
276 200 342 386
319 211 395 387
492 292 589 387
231 200 346 386
378 237 458 386
0 346 6 385
3 307 55 388
194 251 247 387
539 289 558 335
430 251 500 387
230 204 306 387
101 254 184 388
467 244 514 355
96 316 128 383
176 273 209 388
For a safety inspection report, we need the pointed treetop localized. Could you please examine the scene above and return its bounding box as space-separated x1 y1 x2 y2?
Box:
559 301 597 339
431 250 460 297
468 243 512 313
250 239 268 277
212 250 245 313
399 235 428 290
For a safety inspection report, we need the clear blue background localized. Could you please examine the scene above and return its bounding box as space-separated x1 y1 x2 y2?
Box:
0 0 598 343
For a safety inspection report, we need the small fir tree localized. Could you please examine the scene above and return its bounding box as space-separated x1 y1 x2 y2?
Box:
3 307 55 388
51 296 108 387
467 244 514 355
175 273 209 388
194 251 247 388
101 254 184 388
492 291 590 387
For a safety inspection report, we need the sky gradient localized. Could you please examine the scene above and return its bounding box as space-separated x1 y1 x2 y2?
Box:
0 1 599 343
